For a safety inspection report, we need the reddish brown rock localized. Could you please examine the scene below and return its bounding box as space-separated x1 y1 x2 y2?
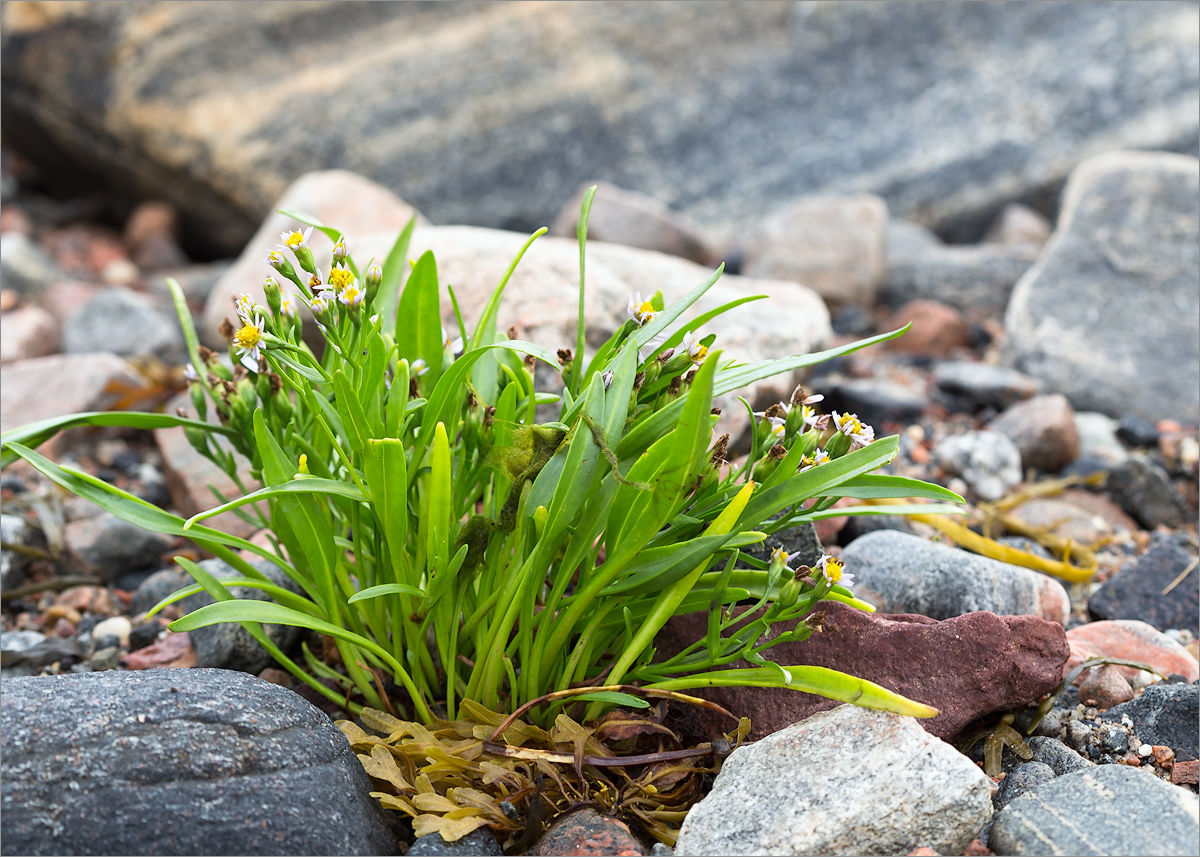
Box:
988 394 1080 473
1076 664 1135 709
122 631 197 670
0 305 60 363
54 585 118 616
0 352 153 438
962 839 995 856
882 300 972 358
656 602 1069 741
1065 620 1198 683
124 200 189 270
529 808 644 857
1152 745 1176 767
1171 759 1198 785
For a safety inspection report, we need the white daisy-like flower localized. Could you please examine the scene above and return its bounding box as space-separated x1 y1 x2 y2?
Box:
233 313 265 372
338 281 364 308
332 237 349 259
365 263 382 285
278 225 313 253
308 290 335 315
801 403 829 431
234 292 257 321
815 554 854 588
265 249 288 268
680 330 709 363
327 263 356 294
627 291 658 326
833 411 875 449
441 326 464 355
798 448 830 473
411 358 429 377
278 290 298 317
766 416 786 441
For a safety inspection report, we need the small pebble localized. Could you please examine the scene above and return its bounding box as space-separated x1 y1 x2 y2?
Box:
1138 743 1153 757
91 616 132 648
89 646 122 671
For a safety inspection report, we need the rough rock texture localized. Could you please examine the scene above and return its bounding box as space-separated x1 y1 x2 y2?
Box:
1024 736 1093 777
1004 151 1200 424
0 352 154 437
674 706 995 857
989 765 1200 857
934 430 1023 502
993 761 1055 811
883 243 1040 319
1104 456 1188 530
743 194 888 307
3 3 1196 254
550 181 714 266
0 304 60 363
62 511 175 584
1100 683 1200 762
657 601 1069 741
1088 537 1199 632
840 530 1070 624
529 808 645 856
0 670 399 855
408 830 503 856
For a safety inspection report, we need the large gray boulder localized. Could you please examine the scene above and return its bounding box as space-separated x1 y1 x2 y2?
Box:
0 669 400 855
1004 151 1200 424
2 3 1195 254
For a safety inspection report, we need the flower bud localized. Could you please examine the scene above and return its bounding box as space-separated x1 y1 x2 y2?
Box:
264 250 303 289
365 263 383 305
332 237 350 266
823 429 851 459
262 276 282 317
189 382 208 420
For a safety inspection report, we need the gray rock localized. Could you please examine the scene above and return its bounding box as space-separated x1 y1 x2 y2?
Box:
0 232 62 296
1104 455 1187 529
1064 719 1093 752
62 287 184 362
1004 151 1200 424
983 203 1053 247
989 765 1199 857
887 218 942 265
739 522 823 572
1088 538 1199 633
550 181 715 266
0 513 33 591
1 630 46 679
1115 416 1161 450
62 511 174 584
821 377 929 430
743 194 888 307
1101 683 1200 762
182 558 303 675
933 361 1041 412
0 669 399 855
934 430 1023 502
674 705 995 856
408 829 503 856
88 646 122 672
130 567 193 617
840 530 1070 624
1025 736 1094 777
5 4 1195 254
838 513 916 546
883 242 1040 319
994 761 1055 811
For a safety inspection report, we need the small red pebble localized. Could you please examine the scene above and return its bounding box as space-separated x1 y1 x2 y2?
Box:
906 848 942 856
1152 746 1176 767
1170 759 1198 785
962 839 995 857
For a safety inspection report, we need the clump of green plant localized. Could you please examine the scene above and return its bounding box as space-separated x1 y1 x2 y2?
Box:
1 187 963 840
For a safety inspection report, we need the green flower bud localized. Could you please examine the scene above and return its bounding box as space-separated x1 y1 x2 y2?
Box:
365 263 383 305
264 250 304 289
823 429 851 459
262 276 282 318
188 382 208 420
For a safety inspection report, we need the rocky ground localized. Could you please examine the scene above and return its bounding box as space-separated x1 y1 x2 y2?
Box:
1 137 1198 857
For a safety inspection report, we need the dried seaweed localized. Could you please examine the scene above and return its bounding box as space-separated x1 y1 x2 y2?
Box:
337 686 750 849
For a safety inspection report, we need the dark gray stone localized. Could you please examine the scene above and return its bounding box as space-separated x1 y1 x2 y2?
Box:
183 558 302 675
886 218 942 265
883 243 1040 318
1025 736 1093 777
839 530 1070 624
1104 456 1187 530
88 645 122 671
933 361 1041 412
838 514 916 547
62 511 175 584
821 378 929 429
128 621 161 651
994 761 1055 811
63 287 184 362
1116 416 1160 449
130 567 193 617
1099 725 1128 755
0 670 400 855
1088 538 1199 633
738 521 823 571
1101 683 1200 762
989 765 1200 856
3 4 1196 256
1004 151 1200 424
408 829 503 856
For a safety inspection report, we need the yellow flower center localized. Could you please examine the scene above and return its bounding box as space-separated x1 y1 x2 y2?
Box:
771 546 789 566
341 284 361 305
234 322 262 350
635 301 656 322
692 344 709 362
283 230 306 249
824 557 844 583
329 267 355 290
269 251 285 264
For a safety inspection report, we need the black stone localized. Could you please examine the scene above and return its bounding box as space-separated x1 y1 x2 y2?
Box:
1101 683 1199 762
1025 736 1093 777
0 670 401 855
838 514 916 547
1116 416 1160 449
1100 725 1129 755
737 522 823 571
128 622 161 652
1105 457 1187 529
130 567 193 617
1088 537 1199 633
408 829 503 856
820 378 928 430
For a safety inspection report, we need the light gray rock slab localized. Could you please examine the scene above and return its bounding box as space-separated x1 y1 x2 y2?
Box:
1004 151 1200 424
840 530 1070 624
935 430 1023 501
63 287 184 362
675 705 995 856
989 764 1200 856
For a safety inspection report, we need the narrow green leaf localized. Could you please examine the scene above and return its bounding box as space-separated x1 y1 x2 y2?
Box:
347 583 426 604
395 250 444 392
571 691 650 709
633 265 725 351
183 477 367 529
276 208 343 245
380 215 417 326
